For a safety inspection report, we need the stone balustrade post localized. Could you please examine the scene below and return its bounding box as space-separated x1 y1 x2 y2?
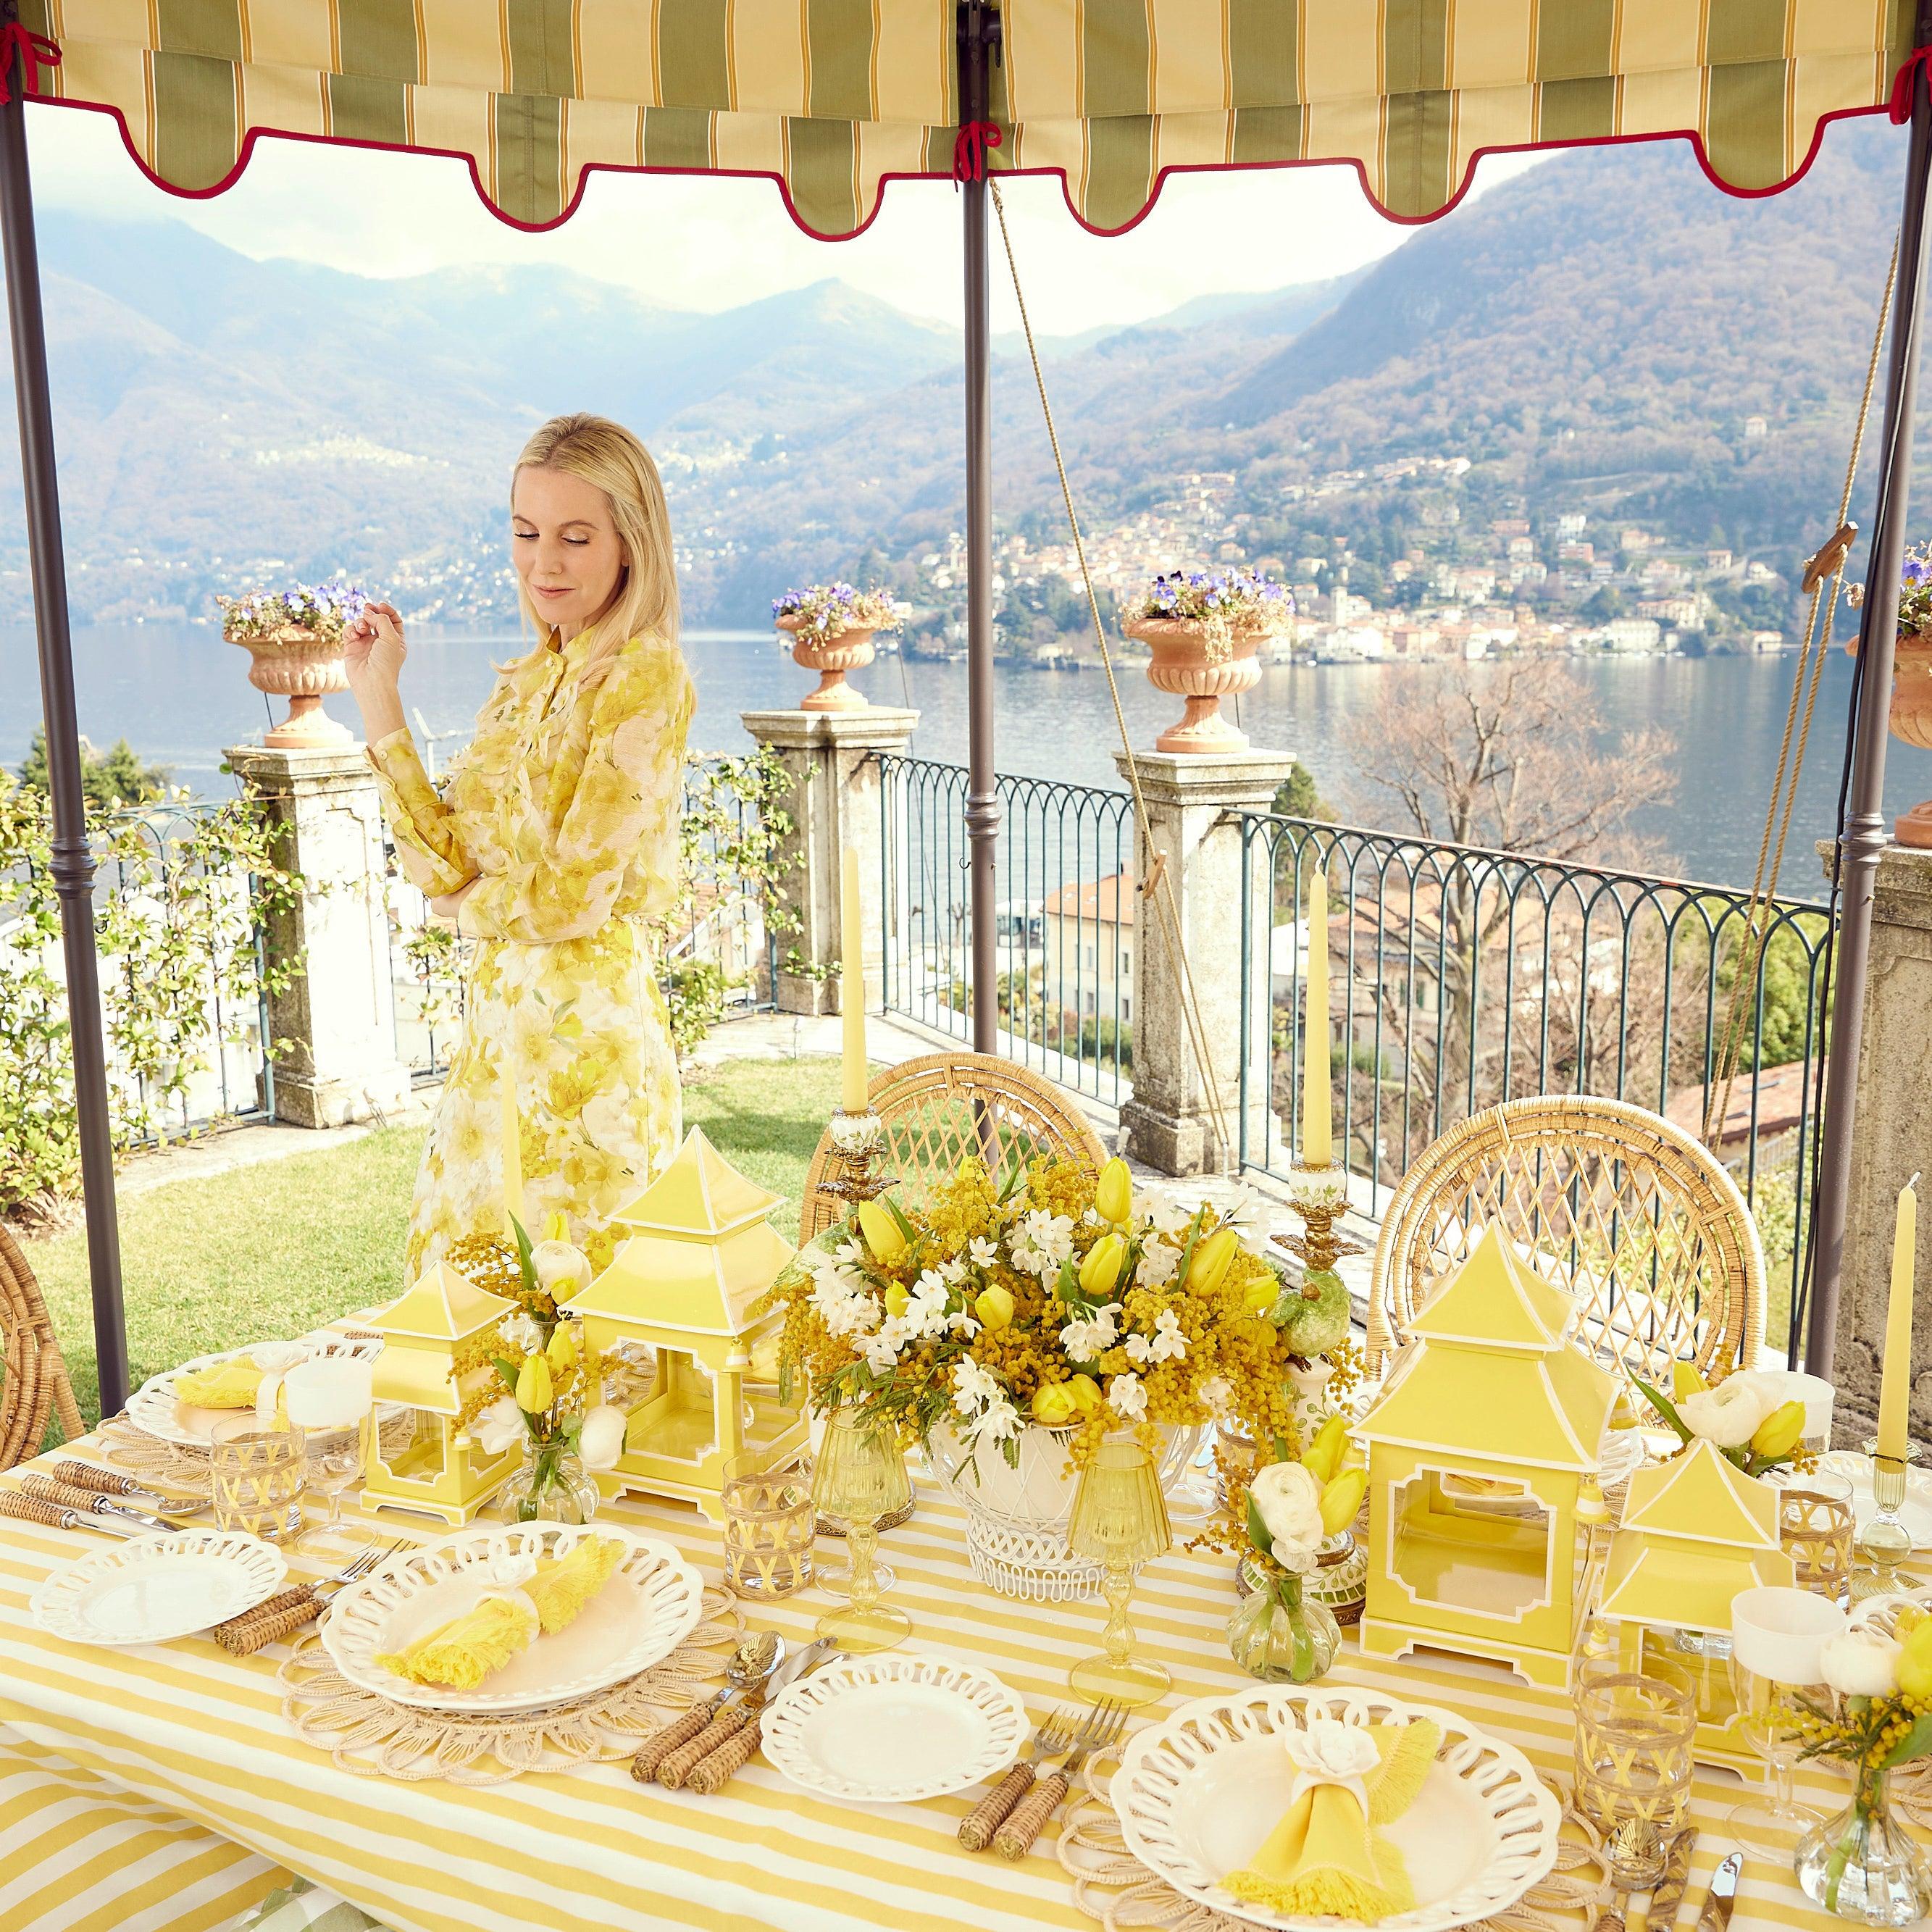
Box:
227 743 411 1129
739 708 919 1017
1825 840 1932 1442
1115 747 1296 1176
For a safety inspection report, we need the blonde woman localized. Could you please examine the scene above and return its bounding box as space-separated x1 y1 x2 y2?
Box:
344 414 695 1277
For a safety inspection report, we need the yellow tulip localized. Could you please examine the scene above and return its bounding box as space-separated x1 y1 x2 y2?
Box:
1749 1399 1807 1463
858 1200 907 1263
1318 1467 1369 1537
883 1283 910 1320
1670 1361 1707 1402
1079 1233 1128 1299
974 1284 1015 1331
1901 1618 1932 1701
1032 1382 1079 1427
514 1353 553 1415
1302 1413 1349 1486
1242 1274 1280 1316
1095 1157 1134 1226
543 1210 570 1244
1187 1226 1240 1296
545 1323 579 1375
1067 1373 1103 1413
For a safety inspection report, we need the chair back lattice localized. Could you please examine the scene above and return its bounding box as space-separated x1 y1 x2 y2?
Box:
0 1223 85 1469
801 1053 1108 1243
1366 1095 1764 1387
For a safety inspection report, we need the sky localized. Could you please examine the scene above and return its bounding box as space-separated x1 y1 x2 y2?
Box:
28 103 1544 335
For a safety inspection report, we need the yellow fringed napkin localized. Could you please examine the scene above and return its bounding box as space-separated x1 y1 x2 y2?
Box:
172 1360 266 1409
376 1594 538 1690
525 1535 625 1636
1222 1715 1442 1922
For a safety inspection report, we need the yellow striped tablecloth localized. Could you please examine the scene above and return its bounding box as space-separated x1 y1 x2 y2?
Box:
0 1444 1879 1932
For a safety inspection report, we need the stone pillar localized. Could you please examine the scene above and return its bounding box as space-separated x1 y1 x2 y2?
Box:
740 708 919 1017
227 743 412 1129
1826 841 1932 1443
1116 747 1296 1176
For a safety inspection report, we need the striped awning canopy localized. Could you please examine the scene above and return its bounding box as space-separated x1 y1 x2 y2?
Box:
18 1 1918 238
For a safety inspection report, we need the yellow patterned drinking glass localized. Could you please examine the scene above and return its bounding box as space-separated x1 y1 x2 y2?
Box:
1778 1472 1854 1604
1573 1669 1697 1836
723 1447 815 1602
209 1415 307 1542
810 1411 912 1652
1066 1438 1172 1707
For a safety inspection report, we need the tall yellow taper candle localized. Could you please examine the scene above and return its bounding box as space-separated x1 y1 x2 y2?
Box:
840 845 869 1113
1301 871 1332 1168
501 1075 526 1241
1878 1171 1920 1462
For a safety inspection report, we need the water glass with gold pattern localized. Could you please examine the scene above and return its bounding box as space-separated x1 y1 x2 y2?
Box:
723 1447 815 1601
1573 1668 1697 1837
1778 1471 1855 1604
209 1415 306 1542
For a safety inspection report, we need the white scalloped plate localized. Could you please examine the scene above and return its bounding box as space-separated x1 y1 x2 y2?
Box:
762 1655 1029 1805
127 1332 383 1450
30 1531 287 1647
320 1522 703 1715
1113 1685 1561 1932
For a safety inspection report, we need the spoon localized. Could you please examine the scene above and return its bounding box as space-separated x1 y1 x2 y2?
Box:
629 1631 784 1785
1595 1817 1665 1932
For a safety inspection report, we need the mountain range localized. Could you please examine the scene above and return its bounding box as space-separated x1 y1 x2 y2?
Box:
0 113 1918 627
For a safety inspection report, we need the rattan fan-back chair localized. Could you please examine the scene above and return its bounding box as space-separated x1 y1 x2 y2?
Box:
800 1052 1108 1242
0 1223 85 1469
1366 1095 1765 1387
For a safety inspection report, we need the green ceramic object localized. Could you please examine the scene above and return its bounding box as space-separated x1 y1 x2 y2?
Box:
1279 1268 1350 1357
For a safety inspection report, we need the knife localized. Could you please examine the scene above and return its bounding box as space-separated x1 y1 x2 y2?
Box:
1649 1829 1697 1928
759 1636 842 1705
1695 1851 1741 1932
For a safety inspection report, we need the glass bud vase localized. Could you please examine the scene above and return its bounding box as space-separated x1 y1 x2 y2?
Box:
499 1444 601 1526
1797 1768 1932 1926
1227 1570 1341 1684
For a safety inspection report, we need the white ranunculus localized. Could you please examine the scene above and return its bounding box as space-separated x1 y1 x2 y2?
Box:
577 1403 630 1472
249 1341 310 1374
530 1239 593 1296
1820 1628 1902 1699
1676 1376 1773 1450
1248 1460 1326 1560
475 1396 527 1458
478 1550 539 1589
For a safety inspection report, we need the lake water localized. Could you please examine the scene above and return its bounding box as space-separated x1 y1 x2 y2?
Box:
2 620 1921 898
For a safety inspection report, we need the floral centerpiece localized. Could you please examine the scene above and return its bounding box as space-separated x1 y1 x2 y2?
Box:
449 1217 630 1524
1122 568 1295 754
771 582 901 714
217 580 369 749
1788 1610 1932 1920
217 581 369 645
1125 569 1295 662
1631 1361 1810 1479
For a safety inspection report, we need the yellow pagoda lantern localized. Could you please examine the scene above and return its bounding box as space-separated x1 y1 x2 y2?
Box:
362 1259 521 1525
1592 1437 1795 1770
1355 1223 1621 1691
561 1126 806 1523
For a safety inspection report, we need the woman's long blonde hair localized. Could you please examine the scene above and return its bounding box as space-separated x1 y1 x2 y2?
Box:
512 413 678 687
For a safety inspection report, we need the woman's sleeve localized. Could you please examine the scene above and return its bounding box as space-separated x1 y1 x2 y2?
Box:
456 642 693 946
366 729 478 900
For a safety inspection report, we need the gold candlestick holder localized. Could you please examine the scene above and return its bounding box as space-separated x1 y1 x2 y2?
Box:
1276 1161 1363 1281
817 1108 899 1209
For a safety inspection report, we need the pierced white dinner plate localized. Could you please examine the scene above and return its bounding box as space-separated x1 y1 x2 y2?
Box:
127 1332 382 1450
30 1531 288 1647
321 1522 703 1715
1817 1452 1932 1551
1113 1685 1561 1932
762 1655 1029 1805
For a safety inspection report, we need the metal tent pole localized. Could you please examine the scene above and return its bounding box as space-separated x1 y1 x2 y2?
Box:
959 0 1001 1053
1805 7 1932 1381
0 10 130 1413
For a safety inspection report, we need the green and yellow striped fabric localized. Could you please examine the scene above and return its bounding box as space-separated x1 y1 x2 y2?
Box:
20 0 1918 235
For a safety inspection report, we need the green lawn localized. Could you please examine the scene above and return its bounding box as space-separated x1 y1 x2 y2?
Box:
30 1056 842 1426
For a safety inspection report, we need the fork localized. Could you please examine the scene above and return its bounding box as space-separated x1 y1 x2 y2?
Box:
958 1707 1081 1850
993 1700 1129 1861
211 1537 406 1654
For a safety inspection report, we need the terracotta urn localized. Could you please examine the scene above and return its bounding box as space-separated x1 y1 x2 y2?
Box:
1126 616 1266 754
231 624 353 749
1848 626 1932 848
777 613 875 712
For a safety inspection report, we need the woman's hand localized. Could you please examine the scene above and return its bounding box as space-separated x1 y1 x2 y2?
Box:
429 880 477 924
344 599 409 741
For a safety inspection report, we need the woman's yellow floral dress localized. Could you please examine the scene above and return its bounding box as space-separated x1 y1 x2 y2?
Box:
367 627 695 1279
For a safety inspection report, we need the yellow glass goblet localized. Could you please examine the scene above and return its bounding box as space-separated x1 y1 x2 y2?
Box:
1066 1437 1172 1707
810 1410 913 1654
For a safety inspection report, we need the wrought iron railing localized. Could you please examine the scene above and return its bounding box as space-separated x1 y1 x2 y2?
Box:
878 755 1134 1105
1238 813 1831 1363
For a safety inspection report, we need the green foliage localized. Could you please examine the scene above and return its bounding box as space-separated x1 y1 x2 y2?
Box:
18 727 171 809
0 772 303 1220
1707 908 1831 1071
663 960 729 1063
1271 761 1330 823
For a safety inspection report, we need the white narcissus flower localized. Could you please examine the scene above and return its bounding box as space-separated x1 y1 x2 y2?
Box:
475 1396 527 1457
1820 1628 1902 1699
1136 1241 1182 1290
1248 1460 1326 1561
1108 1371 1148 1420
577 1404 630 1471
969 1237 1000 1270
1198 1375 1234 1414
1676 1376 1773 1450
530 1239 593 1296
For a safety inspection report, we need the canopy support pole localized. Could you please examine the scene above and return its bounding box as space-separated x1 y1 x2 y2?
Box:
1806 4 1932 1382
959 0 1001 1053
0 11 130 1415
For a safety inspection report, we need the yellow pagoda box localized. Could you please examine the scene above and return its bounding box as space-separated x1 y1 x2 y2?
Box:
1593 1437 1795 1770
561 1126 807 1523
1355 1223 1621 1691
362 1260 521 1526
